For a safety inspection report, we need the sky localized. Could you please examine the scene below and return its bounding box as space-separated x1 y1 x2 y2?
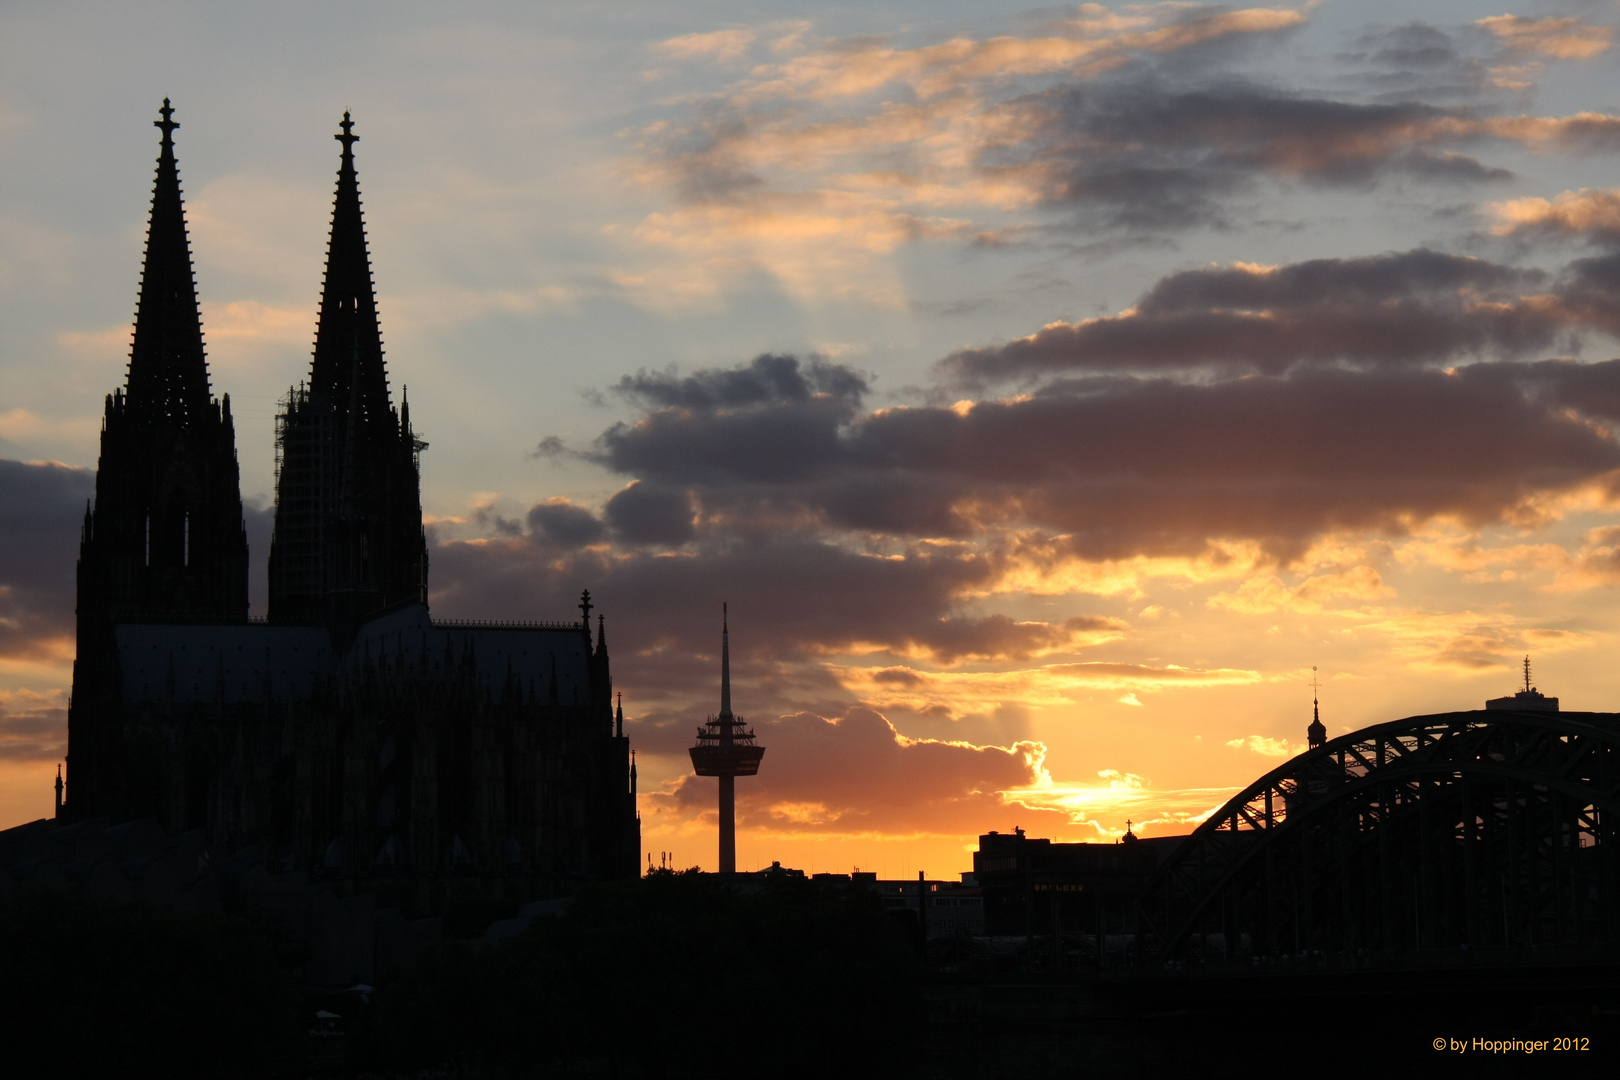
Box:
4 0 1620 878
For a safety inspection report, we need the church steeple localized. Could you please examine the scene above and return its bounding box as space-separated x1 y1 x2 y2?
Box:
68 100 250 822
309 111 392 427
269 112 428 632
126 98 212 425
1307 667 1327 749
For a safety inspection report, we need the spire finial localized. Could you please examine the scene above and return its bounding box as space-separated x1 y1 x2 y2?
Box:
719 602 732 717
579 588 593 627
1524 655 1532 694
336 111 359 156
1307 665 1328 749
155 99 178 145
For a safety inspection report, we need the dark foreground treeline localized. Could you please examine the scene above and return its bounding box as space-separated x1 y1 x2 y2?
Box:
0 870 923 1079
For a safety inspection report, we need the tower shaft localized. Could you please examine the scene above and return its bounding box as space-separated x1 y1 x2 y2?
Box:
689 604 764 874
718 774 736 874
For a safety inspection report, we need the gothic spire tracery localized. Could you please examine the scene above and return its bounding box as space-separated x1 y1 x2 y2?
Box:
310 110 392 436
268 112 427 629
126 97 212 425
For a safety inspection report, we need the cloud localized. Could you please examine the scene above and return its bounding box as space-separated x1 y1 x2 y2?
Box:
1332 608 1591 673
584 353 1620 561
941 249 1568 381
1491 188 1620 246
0 459 93 661
614 353 869 410
647 705 1051 839
603 481 697 547
1000 768 1238 836
885 613 1127 665
618 9 1620 302
1208 565 1393 615
1477 15 1613 61
1344 23 1490 101
656 28 757 64
198 300 310 345
836 661 1262 716
1004 81 1532 230
1226 734 1293 756
526 498 607 549
0 688 67 762
737 6 1309 104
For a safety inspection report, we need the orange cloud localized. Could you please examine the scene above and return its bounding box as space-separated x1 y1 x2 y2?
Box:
836 660 1262 716
1208 565 1393 615
645 705 1051 839
1001 768 1238 839
743 7 1308 103
0 686 67 762
1225 734 1294 757
656 28 756 63
1478 15 1613 61
1490 187 1620 242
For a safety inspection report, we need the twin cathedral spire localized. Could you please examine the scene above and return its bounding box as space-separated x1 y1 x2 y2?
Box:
267 110 428 633
78 100 425 643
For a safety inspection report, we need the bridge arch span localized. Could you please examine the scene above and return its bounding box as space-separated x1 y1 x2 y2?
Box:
1138 709 1620 963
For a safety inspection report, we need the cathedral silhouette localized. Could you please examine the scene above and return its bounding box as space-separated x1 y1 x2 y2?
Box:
63 102 640 905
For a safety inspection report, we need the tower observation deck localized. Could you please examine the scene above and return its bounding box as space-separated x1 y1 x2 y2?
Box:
689 604 764 873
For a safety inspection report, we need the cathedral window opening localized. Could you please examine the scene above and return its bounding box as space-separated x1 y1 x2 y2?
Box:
144 513 150 567
183 510 190 566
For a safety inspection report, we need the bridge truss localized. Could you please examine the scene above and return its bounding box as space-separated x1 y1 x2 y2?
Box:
1138 710 1620 963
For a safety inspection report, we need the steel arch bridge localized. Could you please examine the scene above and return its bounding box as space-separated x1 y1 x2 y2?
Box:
1137 710 1620 964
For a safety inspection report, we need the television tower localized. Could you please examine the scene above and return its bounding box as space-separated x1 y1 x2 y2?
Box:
689 604 765 873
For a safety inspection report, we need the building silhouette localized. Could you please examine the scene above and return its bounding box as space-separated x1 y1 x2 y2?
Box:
64 103 639 910
1140 680 1620 963
689 605 764 873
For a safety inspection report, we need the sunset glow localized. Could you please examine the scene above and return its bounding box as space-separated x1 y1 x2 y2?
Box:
6 0 1620 881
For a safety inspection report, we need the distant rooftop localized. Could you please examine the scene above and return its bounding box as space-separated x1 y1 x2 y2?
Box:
1486 654 1558 712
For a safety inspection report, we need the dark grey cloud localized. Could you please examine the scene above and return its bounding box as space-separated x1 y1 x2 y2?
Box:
426 526 1027 742
0 459 93 658
527 499 606 548
604 481 696 546
1560 253 1620 337
1006 81 1513 231
942 249 1571 382
613 353 869 410
1340 23 1492 102
595 355 867 486
572 355 1620 561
